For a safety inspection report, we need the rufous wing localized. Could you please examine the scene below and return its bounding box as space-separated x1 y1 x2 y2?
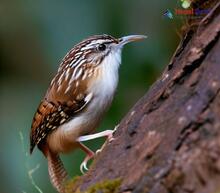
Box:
30 65 93 154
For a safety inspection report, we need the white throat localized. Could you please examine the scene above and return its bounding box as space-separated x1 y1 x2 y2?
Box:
100 49 122 92
88 48 122 112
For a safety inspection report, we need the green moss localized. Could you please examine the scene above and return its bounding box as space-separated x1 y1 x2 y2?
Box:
65 176 82 193
85 178 121 193
65 178 122 193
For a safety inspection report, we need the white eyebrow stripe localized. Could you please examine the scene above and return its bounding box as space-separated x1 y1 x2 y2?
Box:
92 39 112 44
80 39 113 51
81 45 94 51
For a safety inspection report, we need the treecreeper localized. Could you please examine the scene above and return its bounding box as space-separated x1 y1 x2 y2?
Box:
29 34 146 193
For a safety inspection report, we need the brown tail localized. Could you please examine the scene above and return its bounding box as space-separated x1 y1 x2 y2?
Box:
47 152 68 193
42 146 68 193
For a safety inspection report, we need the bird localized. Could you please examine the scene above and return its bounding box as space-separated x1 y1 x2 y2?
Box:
29 34 146 193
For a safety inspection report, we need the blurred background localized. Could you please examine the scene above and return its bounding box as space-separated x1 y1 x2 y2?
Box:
0 0 181 192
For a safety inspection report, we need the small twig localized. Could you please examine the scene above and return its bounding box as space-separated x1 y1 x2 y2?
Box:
19 131 43 193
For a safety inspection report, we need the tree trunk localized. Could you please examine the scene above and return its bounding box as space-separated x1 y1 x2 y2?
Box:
67 1 220 193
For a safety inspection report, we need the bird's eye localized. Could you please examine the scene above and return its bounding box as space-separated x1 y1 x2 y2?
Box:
97 44 106 51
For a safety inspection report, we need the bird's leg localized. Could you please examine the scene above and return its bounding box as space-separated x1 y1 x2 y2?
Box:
77 129 115 142
78 142 95 174
77 127 118 173
78 127 118 156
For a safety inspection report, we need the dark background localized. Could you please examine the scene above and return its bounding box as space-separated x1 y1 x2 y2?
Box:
0 0 181 192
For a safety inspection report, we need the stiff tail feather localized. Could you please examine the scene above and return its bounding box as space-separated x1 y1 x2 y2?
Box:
44 148 68 193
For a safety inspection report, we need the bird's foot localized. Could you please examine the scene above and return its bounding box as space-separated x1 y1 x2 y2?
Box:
78 126 119 172
78 143 95 174
95 126 119 154
80 152 95 174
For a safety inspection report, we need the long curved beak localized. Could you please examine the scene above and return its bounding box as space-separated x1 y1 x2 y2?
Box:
118 35 147 46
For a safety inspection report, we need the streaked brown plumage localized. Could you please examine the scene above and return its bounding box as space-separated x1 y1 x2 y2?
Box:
30 35 117 153
30 34 146 193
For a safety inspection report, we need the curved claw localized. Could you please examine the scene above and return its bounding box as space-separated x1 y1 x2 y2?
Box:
78 142 95 174
80 161 88 174
106 126 118 142
95 149 101 155
80 153 94 174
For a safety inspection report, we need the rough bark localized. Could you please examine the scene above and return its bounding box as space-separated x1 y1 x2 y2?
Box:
70 1 220 193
